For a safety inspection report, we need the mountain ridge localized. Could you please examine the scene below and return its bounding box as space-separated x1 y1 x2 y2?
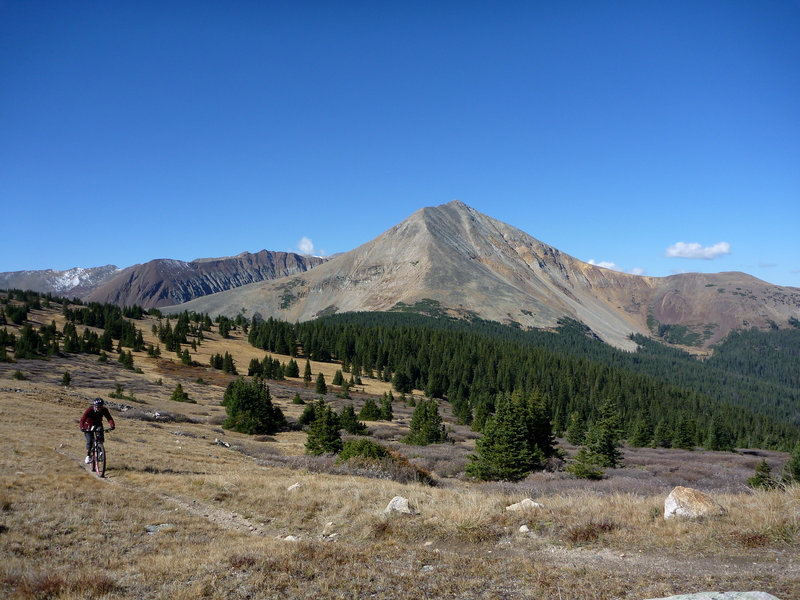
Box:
163 201 800 349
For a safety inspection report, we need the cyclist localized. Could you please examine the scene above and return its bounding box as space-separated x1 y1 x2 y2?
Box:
80 397 115 464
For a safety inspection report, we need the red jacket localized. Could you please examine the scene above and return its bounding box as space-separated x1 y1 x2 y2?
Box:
80 406 115 431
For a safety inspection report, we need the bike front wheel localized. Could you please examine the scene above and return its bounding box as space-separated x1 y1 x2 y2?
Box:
94 442 106 477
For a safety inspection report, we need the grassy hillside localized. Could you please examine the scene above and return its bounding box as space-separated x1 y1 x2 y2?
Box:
1 301 799 599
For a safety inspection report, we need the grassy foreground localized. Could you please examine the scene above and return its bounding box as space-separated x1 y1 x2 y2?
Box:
0 310 798 599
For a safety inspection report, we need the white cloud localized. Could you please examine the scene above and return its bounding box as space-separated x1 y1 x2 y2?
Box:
588 259 622 271
298 236 316 255
665 241 731 260
587 260 646 276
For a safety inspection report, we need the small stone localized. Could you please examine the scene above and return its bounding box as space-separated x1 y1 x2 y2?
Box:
420 565 435 573
519 525 530 534
287 482 302 492
284 535 299 542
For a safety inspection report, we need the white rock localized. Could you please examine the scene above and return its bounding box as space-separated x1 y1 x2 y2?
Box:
383 495 413 515
506 498 543 512
664 486 726 520
287 482 302 492
518 525 530 534
284 535 299 542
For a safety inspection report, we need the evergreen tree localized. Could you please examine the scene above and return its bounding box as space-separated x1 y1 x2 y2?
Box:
566 445 605 480
672 416 696 450
466 394 534 481
221 378 285 434
332 369 344 386
222 352 237 375
628 415 653 448
170 383 193 403
748 459 778 490
379 393 394 421
704 414 735 452
303 359 312 387
653 419 673 448
584 398 623 468
359 397 382 421
305 400 343 455
285 359 300 378
292 392 304 405
339 403 368 435
61 371 71 387
315 372 328 395
565 411 587 445
403 399 447 445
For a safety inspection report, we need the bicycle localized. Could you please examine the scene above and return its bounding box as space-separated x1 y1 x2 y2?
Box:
86 425 107 477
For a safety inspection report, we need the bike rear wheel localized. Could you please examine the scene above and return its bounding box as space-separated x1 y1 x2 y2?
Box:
94 442 106 477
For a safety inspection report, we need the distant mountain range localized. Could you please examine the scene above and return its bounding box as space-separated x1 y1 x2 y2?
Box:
3 201 798 349
0 251 325 309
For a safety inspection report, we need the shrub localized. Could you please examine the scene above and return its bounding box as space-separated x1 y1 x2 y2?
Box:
11 370 26 380
338 438 389 462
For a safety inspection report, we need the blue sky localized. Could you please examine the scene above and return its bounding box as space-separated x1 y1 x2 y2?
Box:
1 1 798 287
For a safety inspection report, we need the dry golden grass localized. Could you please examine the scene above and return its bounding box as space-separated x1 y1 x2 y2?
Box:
1 304 799 598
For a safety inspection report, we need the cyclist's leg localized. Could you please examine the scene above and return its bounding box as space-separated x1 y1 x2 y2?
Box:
84 431 93 455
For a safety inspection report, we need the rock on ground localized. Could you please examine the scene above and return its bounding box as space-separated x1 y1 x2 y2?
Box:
506 498 543 512
664 486 726 519
384 495 413 515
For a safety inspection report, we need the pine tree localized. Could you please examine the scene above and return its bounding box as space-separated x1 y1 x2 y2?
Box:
315 372 327 395
305 400 343 455
339 404 368 435
466 394 534 481
748 459 778 490
628 415 653 448
61 371 71 387
566 445 605 480
379 393 394 421
583 398 623 468
303 359 312 387
170 383 193 403
565 411 587 445
332 369 344 386
358 397 382 421
403 399 447 445
221 378 285 434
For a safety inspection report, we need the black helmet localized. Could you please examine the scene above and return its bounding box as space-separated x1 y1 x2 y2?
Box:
92 397 104 407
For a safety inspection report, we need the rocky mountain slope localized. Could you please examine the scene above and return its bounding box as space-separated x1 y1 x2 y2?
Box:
0 265 121 297
165 201 800 350
81 250 326 309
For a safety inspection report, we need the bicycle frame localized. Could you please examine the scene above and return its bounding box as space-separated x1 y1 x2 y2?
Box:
88 425 106 477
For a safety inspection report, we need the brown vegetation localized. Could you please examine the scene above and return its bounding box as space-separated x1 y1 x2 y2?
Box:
0 308 798 599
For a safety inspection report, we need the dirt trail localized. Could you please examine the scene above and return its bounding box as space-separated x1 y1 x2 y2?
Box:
56 445 278 538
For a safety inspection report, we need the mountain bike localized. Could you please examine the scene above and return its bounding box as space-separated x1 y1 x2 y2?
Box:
87 425 107 477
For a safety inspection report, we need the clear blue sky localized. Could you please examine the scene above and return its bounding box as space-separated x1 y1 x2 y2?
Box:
2 1 798 287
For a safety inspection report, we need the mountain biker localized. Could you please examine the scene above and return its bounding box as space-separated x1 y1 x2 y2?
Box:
80 397 115 464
